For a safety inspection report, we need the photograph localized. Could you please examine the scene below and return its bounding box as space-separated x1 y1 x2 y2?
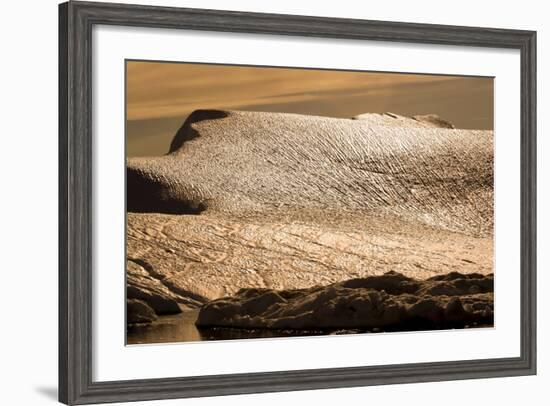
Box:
125 61 495 345
51 1 539 404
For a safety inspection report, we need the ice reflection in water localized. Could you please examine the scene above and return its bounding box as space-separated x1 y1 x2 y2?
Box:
127 310 332 344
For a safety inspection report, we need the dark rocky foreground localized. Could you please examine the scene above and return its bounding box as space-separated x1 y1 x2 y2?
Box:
195 271 493 332
127 299 157 324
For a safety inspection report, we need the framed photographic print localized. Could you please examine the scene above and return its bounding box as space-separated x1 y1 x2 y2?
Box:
59 1 537 404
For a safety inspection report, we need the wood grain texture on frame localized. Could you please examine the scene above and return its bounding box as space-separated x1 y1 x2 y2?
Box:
58 1 537 404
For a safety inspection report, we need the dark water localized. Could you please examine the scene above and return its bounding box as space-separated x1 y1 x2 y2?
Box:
126 310 492 345
126 310 348 345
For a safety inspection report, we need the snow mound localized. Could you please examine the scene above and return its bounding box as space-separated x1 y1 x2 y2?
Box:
127 109 492 235
353 112 455 129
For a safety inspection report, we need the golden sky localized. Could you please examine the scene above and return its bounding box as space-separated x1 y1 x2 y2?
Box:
126 61 493 157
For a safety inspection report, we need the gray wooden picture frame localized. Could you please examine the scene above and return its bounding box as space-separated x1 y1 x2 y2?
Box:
59 1 537 404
